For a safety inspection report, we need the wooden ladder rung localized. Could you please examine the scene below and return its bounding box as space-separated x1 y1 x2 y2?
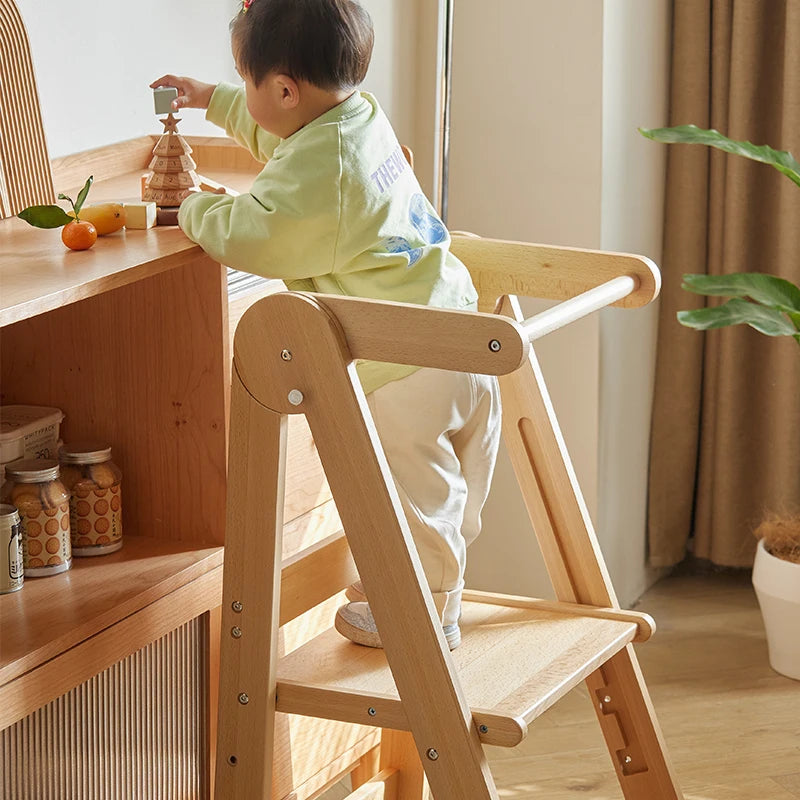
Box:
462 589 656 642
280 528 356 625
276 596 643 748
344 768 399 800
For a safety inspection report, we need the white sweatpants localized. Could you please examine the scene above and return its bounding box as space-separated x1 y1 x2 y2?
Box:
366 367 501 627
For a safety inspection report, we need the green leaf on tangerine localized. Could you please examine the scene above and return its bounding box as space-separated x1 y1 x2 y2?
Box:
17 205 74 229
74 175 93 216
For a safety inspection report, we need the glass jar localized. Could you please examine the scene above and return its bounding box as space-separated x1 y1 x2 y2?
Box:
59 443 123 556
0 459 72 576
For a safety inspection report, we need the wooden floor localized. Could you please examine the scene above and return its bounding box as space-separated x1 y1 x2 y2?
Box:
323 570 800 799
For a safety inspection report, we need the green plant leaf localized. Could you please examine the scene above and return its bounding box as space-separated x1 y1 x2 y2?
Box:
57 192 75 215
17 204 74 229
681 273 800 315
639 125 800 188
56 175 93 218
678 298 798 337
74 175 93 216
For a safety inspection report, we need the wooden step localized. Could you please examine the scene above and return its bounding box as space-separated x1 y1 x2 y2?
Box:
277 592 651 747
344 768 398 800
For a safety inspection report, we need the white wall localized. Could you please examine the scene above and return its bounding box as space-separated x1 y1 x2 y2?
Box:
599 0 671 603
18 0 416 160
449 0 604 600
18 0 240 158
449 0 671 605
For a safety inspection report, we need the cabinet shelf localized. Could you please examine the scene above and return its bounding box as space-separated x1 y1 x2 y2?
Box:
0 535 223 687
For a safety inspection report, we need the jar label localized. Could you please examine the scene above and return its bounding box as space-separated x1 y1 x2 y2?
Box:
23 423 61 460
1 515 24 592
20 503 72 569
70 483 122 549
8 520 23 579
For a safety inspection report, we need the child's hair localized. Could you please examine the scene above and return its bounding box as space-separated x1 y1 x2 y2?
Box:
231 0 374 90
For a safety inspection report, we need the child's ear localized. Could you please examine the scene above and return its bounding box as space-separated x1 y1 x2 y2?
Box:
275 74 300 109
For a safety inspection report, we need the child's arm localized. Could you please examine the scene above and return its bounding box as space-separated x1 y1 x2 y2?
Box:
178 130 339 281
204 83 281 163
150 76 280 163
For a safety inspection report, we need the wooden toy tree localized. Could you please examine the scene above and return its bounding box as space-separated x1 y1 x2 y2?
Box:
142 114 201 207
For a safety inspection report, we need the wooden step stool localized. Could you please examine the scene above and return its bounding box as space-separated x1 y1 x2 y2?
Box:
215 234 684 799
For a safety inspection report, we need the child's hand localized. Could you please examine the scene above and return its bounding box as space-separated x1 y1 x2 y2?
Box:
150 75 215 111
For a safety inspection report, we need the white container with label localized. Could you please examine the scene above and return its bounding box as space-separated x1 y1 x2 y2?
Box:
0 405 64 481
0 504 24 593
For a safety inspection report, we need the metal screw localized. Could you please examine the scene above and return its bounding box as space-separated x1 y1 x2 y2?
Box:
426 748 439 761
624 755 632 764
228 755 238 766
238 693 249 705
232 600 243 613
287 389 304 406
280 349 292 361
603 695 612 704
488 339 502 352
367 707 377 717
478 724 489 734
231 626 242 639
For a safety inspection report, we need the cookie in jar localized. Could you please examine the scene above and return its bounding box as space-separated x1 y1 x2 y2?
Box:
59 443 122 556
0 459 72 576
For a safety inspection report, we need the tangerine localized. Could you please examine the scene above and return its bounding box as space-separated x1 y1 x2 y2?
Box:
61 220 97 251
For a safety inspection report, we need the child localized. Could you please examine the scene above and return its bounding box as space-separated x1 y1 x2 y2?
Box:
152 0 500 650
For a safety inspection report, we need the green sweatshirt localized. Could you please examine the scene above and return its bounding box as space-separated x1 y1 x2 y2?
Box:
179 82 478 393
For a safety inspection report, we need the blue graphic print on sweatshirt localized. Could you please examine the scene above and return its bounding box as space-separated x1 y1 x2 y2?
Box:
382 194 448 268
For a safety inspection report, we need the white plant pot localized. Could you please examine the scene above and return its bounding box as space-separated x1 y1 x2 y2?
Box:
752 537 800 680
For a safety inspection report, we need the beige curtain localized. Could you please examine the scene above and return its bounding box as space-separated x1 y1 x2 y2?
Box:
648 0 800 568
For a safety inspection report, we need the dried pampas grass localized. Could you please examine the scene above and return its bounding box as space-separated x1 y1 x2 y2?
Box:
755 514 800 564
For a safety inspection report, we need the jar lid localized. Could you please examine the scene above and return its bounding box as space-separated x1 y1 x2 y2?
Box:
59 442 112 465
5 458 60 482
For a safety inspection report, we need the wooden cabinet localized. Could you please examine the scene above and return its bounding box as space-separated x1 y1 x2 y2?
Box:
0 138 377 799
0 144 229 798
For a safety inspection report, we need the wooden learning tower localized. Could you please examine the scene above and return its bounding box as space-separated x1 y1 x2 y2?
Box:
215 234 685 799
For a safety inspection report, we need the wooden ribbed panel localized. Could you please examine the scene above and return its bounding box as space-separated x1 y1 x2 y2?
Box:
1 617 209 799
0 0 56 218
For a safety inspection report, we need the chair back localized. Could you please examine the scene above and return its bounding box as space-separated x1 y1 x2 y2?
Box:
0 0 55 218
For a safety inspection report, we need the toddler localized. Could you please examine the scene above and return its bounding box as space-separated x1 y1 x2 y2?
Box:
152 0 500 650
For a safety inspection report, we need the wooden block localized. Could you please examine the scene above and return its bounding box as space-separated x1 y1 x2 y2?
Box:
143 188 191 206
147 171 199 190
156 207 180 226
149 155 197 173
123 201 157 229
197 175 236 195
153 87 178 115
